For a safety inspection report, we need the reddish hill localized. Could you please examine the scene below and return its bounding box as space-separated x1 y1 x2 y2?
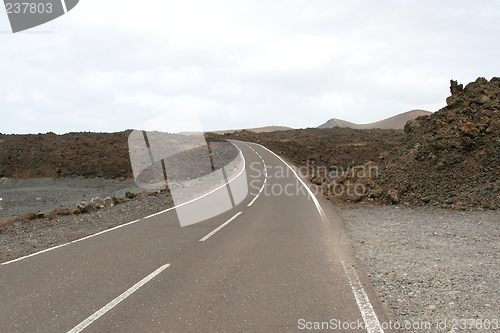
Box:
318 110 433 130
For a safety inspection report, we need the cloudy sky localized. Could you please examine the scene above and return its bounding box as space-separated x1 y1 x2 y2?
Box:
1 0 499 134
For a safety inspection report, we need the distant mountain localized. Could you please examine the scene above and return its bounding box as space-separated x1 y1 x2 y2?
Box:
318 110 432 130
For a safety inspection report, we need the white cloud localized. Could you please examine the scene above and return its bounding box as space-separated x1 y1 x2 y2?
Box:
0 0 499 133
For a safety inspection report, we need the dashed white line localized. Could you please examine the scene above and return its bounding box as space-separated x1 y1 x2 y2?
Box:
67 263 170 333
199 212 242 242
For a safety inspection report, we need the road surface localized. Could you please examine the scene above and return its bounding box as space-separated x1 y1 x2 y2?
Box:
0 141 393 332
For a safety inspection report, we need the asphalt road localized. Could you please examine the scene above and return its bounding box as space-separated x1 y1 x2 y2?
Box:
0 142 393 333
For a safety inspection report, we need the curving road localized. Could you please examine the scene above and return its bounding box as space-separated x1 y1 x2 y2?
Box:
0 141 393 333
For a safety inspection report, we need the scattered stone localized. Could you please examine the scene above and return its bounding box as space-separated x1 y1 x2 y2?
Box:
460 122 478 136
104 197 115 207
91 197 105 208
388 189 400 204
77 202 97 214
125 192 136 199
312 177 324 185
0 216 18 228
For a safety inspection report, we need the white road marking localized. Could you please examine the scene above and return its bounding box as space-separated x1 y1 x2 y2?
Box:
247 195 259 207
199 212 242 242
342 260 384 333
247 142 384 333
144 143 246 220
245 144 268 207
1 219 139 266
251 143 327 218
247 184 265 207
67 263 170 333
2 143 247 265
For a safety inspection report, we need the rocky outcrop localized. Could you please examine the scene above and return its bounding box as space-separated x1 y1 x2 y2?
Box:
342 77 500 210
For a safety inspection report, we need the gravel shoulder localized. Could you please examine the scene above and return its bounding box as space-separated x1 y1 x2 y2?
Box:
0 177 142 219
337 204 499 332
0 177 174 263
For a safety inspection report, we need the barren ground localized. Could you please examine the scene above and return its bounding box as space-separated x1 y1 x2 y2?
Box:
0 126 498 331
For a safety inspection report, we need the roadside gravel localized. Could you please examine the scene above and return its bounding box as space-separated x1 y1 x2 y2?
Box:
0 177 142 219
337 204 499 333
0 191 173 263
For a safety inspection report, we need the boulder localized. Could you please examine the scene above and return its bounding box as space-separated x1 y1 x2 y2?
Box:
388 189 400 204
125 191 136 199
460 122 478 136
91 197 105 208
104 197 115 207
76 202 97 214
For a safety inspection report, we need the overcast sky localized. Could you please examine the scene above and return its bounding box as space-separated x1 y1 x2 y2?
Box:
1 0 499 134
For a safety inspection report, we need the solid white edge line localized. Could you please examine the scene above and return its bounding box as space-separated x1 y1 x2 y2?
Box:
143 142 246 220
248 142 326 218
199 212 242 242
1 219 139 266
242 141 384 333
2 142 247 266
67 263 170 333
341 260 384 333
